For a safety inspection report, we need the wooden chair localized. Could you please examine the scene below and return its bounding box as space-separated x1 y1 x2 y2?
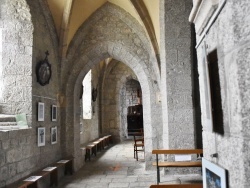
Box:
133 134 144 161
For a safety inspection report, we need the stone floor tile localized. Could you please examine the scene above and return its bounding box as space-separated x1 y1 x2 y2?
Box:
59 140 202 188
111 177 138 183
85 182 109 188
108 182 130 187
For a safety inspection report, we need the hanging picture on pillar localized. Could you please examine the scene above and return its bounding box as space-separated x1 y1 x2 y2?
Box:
51 127 57 144
51 105 57 121
38 127 45 147
201 42 213 132
38 102 45 121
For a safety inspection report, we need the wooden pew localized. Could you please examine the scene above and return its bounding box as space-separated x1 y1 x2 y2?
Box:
152 149 203 184
150 184 203 188
83 135 113 161
7 158 73 188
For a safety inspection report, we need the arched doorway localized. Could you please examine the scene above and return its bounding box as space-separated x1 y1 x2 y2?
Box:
61 3 162 170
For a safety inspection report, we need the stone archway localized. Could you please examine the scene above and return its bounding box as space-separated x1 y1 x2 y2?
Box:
103 61 138 142
61 3 162 170
118 76 140 141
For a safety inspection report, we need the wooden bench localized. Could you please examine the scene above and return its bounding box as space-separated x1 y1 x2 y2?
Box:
150 184 203 188
7 158 73 188
152 149 203 184
83 135 113 161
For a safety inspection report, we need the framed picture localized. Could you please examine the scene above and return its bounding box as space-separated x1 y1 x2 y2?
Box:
38 102 45 121
38 127 45 147
201 42 213 132
202 158 227 188
51 105 57 121
51 127 57 144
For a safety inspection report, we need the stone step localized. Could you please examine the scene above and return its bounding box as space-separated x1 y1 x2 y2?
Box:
0 114 16 122
0 122 18 130
0 122 17 126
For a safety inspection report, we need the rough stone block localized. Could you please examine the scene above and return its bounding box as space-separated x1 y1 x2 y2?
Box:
6 148 22 163
1 140 10 150
0 151 5 167
0 166 8 181
0 181 6 188
0 132 9 140
21 145 33 158
8 163 17 177
10 139 19 148
16 159 28 173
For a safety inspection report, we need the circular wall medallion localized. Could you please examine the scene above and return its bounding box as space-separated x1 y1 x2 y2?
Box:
36 52 52 86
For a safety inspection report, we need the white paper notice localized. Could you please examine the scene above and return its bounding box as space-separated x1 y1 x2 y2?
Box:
57 160 69 163
42 167 57 171
24 176 42 182
175 154 191 161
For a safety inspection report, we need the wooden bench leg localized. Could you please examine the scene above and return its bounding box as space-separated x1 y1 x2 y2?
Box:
65 160 73 175
85 148 91 161
50 169 58 186
157 166 160 184
156 154 160 184
136 147 138 161
92 146 97 156
27 181 38 188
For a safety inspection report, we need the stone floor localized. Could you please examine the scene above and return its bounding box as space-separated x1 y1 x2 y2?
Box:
58 140 202 188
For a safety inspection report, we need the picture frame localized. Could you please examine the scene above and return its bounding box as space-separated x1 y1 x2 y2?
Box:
202 158 227 188
51 105 57 122
201 42 213 132
38 102 45 121
51 127 57 144
38 127 45 147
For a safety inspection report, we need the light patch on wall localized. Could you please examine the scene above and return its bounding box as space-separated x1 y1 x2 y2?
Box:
0 29 3 100
82 70 92 119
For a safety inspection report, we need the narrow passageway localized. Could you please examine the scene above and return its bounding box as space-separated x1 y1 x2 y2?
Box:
59 140 202 188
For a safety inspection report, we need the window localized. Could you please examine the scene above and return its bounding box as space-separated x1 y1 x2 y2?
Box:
0 29 3 100
82 70 92 119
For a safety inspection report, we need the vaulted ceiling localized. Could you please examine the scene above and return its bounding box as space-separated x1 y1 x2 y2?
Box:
46 0 160 59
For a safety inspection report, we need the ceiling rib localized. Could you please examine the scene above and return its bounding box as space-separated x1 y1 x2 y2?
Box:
130 0 160 68
59 0 75 60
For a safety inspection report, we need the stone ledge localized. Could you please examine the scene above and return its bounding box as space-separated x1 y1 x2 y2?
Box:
0 114 16 122
0 122 17 126
0 125 30 132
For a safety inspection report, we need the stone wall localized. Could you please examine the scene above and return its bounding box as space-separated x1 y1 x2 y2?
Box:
0 0 61 187
0 0 33 117
126 79 141 107
102 61 137 142
193 0 250 187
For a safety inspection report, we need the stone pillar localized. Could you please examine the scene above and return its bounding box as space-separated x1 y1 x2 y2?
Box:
0 0 33 115
161 0 195 149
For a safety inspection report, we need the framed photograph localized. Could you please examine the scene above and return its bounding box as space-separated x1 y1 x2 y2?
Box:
51 105 57 121
38 127 45 147
38 102 45 121
51 127 57 144
201 42 213 132
202 158 227 188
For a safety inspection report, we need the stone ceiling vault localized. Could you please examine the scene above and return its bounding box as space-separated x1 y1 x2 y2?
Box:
46 0 160 65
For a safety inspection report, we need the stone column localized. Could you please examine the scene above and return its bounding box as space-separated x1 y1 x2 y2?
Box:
161 0 195 150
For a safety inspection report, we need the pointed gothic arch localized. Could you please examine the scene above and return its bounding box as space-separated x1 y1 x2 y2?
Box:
61 3 162 169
